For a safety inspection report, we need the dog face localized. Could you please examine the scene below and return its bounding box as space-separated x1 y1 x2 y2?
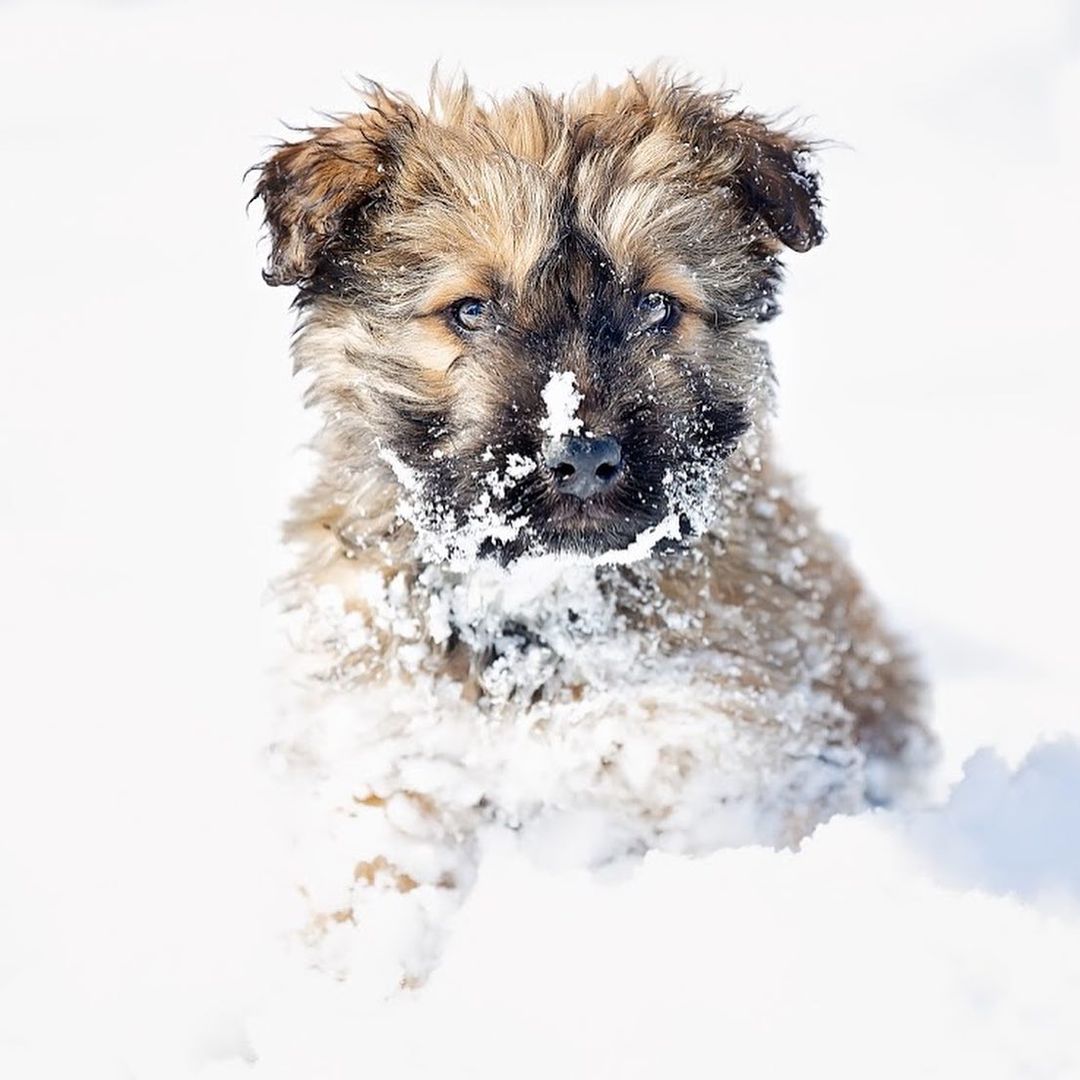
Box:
256 74 823 563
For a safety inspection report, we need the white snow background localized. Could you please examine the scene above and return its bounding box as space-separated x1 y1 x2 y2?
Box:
2 1 1079 1077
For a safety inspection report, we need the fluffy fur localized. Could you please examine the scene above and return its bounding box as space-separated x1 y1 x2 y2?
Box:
254 71 934 985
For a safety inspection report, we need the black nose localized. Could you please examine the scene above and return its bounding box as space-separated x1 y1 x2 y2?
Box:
546 435 623 500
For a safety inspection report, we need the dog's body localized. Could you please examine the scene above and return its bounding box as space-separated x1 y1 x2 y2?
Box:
256 73 934 984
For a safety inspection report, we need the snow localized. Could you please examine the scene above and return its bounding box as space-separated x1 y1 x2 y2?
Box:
239 744 1080 1080
538 369 584 440
2 1 1080 1078
380 444 531 565
593 507 684 564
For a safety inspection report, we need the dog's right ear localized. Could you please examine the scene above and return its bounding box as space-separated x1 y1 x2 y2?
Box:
252 91 415 287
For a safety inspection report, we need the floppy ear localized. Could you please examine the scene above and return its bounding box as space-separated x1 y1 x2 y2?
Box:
252 91 415 286
721 114 824 253
660 84 825 252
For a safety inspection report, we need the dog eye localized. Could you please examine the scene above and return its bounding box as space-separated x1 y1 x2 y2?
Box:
635 292 676 330
451 297 490 331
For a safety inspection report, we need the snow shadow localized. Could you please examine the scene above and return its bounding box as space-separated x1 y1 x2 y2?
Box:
904 738 1080 903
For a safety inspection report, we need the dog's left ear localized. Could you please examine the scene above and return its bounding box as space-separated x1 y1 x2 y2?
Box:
668 91 824 252
722 115 824 252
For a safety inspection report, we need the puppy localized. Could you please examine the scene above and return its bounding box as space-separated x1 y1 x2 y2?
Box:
254 71 934 984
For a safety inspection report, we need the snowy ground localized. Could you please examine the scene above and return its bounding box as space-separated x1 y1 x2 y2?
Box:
1 1 1079 1077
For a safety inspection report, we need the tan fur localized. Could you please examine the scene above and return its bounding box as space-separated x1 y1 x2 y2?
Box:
254 70 934 982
